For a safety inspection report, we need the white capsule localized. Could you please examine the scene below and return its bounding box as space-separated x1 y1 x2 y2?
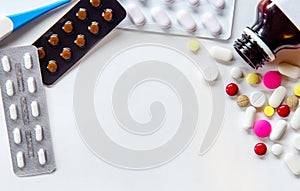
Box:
24 53 32 69
291 107 300 129
176 10 197 32
16 152 25 168
284 153 300 175
35 125 43 142
243 106 256 130
268 86 287 108
209 0 225 9
208 46 233 62
1 55 10 72
250 91 266 108
269 120 287 141
127 4 146 26
230 67 243 79
271 144 283 156
31 101 39 117
151 7 171 28
38 148 47 165
294 136 300 151
187 0 199 6
202 12 222 35
9 104 17 120
5 80 14 96
278 62 300 79
13 128 21 144
27 77 36 93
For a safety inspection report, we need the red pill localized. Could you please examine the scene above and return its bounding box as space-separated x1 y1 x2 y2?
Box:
226 83 239 96
277 104 290 117
254 142 267 156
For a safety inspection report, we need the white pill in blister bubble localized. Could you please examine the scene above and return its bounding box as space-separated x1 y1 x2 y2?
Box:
230 67 243 79
208 46 233 62
250 91 266 108
163 0 174 3
127 4 146 26
38 148 47 165
31 101 39 117
13 128 21 144
268 86 287 108
284 153 300 175
271 144 283 156
202 12 222 35
278 62 300 79
187 0 199 6
294 136 300 151
27 77 36 93
269 120 287 141
291 107 300 129
176 10 197 32
151 7 171 28
16 152 25 168
243 106 256 130
5 80 14 96
9 104 17 120
35 125 43 142
24 53 32 69
209 0 225 9
2 55 10 72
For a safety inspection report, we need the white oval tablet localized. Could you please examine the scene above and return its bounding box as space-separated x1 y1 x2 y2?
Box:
203 66 219 82
16 152 25 168
294 136 300 151
176 10 197 32
209 0 225 9
269 120 287 141
291 107 300 129
187 0 200 6
127 4 146 26
2 55 10 72
13 128 21 144
31 101 40 117
250 91 266 108
243 106 256 130
284 153 300 175
5 80 14 96
151 7 171 28
38 148 47 165
27 77 36 93
271 144 283 156
268 86 287 108
208 46 233 62
230 67 243 79
202 12 222 35
35 125 43 142
278 62 300 79
9 104 17 120
24 53 32 69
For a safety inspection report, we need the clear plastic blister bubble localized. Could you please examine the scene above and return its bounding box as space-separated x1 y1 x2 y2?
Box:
73 30 225 170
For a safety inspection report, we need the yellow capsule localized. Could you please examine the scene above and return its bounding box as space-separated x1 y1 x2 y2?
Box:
246 73 259 85
264 105 275 117
294 84 300 97
188 40 200 52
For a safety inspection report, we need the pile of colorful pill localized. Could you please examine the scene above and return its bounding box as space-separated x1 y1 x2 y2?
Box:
225 62 300 176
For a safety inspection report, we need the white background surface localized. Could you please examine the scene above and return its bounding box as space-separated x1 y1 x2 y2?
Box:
1 0 300 190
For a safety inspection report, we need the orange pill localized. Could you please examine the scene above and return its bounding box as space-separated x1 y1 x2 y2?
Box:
60 48 72 60
102 8 113 22
90 0 101 7
48 34 59 46
47 60 58 73
89 21 100 34
77 8 87 20
75 34 86 47
63 21 73 33
37 47 46 59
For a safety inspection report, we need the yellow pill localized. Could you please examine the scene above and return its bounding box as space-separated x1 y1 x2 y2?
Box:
294 84 300 97
189 40 200 52
264 105 275 117
246 73 259 85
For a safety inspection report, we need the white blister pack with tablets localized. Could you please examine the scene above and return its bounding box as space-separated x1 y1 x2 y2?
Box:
118 0 236 40
0 45 56 177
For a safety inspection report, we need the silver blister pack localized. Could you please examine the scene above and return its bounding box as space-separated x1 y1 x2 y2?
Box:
118 0 236 40
0 45 56 177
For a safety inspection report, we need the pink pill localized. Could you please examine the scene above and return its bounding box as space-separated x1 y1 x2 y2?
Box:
253 120 272 138
263 71 281 89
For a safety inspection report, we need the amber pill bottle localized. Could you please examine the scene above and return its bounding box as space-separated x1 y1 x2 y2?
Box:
234 0 300 69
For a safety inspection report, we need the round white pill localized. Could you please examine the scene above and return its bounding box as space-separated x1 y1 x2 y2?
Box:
230 67 243 79
294 136 300 151
271 144 283 156
203 66 219 82
250 91 266 108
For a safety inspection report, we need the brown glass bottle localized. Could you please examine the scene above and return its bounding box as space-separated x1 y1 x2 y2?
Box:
234 0 300 69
